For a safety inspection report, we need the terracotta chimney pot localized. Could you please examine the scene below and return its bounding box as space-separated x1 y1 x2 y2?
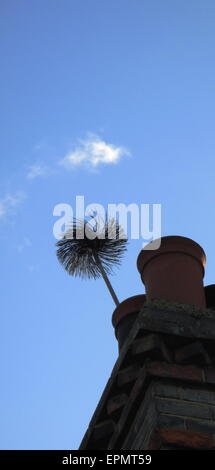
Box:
137 236 206 309
112 294 146 350
204 285 215 310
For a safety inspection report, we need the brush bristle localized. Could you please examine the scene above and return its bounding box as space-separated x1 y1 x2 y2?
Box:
56 217 128 279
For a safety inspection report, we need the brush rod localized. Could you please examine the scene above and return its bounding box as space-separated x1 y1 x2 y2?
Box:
94 254 120 307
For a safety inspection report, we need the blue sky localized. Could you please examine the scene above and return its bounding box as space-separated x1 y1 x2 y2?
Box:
1 0 215 449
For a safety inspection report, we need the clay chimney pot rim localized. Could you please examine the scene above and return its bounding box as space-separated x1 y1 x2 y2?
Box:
137 235 206 275
112 294 146 328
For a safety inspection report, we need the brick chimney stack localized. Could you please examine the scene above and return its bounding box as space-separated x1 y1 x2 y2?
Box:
80 236 215 451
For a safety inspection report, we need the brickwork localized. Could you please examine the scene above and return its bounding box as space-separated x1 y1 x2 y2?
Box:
79 301 215 450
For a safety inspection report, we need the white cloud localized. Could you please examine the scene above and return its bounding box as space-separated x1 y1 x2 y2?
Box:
27 164 46 180
18 237 32 253
60 135 130 170
0 191 26 221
